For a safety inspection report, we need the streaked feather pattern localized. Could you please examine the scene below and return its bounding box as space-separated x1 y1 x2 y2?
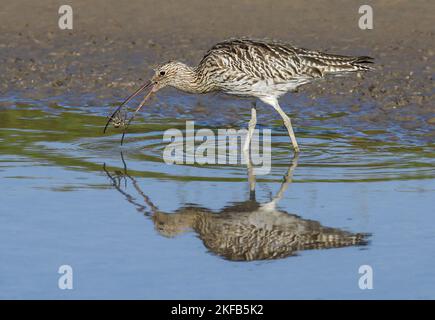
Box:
195 38 373 98
106 37 374 151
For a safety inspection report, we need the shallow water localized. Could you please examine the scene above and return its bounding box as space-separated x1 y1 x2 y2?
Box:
0 94 434 299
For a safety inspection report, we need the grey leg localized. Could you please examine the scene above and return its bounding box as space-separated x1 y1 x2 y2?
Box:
247 154 256 201
242 102 257 199
260 153 299 211
273 153 299 202
261 97 300 153
243 102 257 153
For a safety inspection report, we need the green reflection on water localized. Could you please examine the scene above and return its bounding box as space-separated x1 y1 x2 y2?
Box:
0 105 434 183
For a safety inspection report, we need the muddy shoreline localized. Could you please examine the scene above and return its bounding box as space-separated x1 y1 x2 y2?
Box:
0 0 434 141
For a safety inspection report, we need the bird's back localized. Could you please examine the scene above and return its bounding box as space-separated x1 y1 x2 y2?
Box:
194 203 368 261
197 38 373 98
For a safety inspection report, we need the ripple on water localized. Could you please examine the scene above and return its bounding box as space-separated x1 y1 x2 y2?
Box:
37 123 434 183
1 103 434 183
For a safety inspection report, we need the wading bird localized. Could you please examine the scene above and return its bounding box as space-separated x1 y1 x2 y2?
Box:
104 38 373 152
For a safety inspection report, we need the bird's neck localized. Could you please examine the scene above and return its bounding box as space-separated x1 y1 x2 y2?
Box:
173 63 214 94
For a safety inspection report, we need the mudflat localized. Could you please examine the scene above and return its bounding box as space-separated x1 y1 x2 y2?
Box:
0 0 433 141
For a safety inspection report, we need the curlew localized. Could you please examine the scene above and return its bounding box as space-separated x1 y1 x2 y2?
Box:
104 38 373 152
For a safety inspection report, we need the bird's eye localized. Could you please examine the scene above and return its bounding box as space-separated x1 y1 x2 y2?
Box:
159 71 166 76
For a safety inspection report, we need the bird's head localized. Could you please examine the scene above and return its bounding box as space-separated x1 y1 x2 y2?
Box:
104 60 198 140
150 61 195 92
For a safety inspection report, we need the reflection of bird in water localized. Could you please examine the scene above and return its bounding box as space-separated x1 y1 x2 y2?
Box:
104 155 368 261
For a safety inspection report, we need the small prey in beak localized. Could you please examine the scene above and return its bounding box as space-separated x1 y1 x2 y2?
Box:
103 80 157 144
103 60 203 144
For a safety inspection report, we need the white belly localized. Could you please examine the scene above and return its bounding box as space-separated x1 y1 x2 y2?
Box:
220 78 311 98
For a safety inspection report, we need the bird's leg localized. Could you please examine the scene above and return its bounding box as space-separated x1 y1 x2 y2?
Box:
243 101 257 153
246 149 256 201
265 98 300 153
242 103 256 199
261 153 299 211
273 153 299 202
283 114 300 153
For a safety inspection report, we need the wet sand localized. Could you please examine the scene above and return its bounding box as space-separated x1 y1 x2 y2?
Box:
0 0 434 137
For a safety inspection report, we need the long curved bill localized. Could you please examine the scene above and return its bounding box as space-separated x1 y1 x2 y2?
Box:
103 80 156 144
119 86 155 144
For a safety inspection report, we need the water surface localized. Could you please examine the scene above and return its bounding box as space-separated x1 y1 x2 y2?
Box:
0 96 434 299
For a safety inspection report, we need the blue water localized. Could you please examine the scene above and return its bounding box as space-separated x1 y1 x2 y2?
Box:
0 100 434 299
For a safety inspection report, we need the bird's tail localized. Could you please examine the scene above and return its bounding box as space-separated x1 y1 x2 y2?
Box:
297 48 375 76
320 54 375 73
349 55 375 71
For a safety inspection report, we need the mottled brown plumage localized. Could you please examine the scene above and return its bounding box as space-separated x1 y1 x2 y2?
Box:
104 155 369 261
153 202 367 261
195 39 373 97
104 38 374 152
